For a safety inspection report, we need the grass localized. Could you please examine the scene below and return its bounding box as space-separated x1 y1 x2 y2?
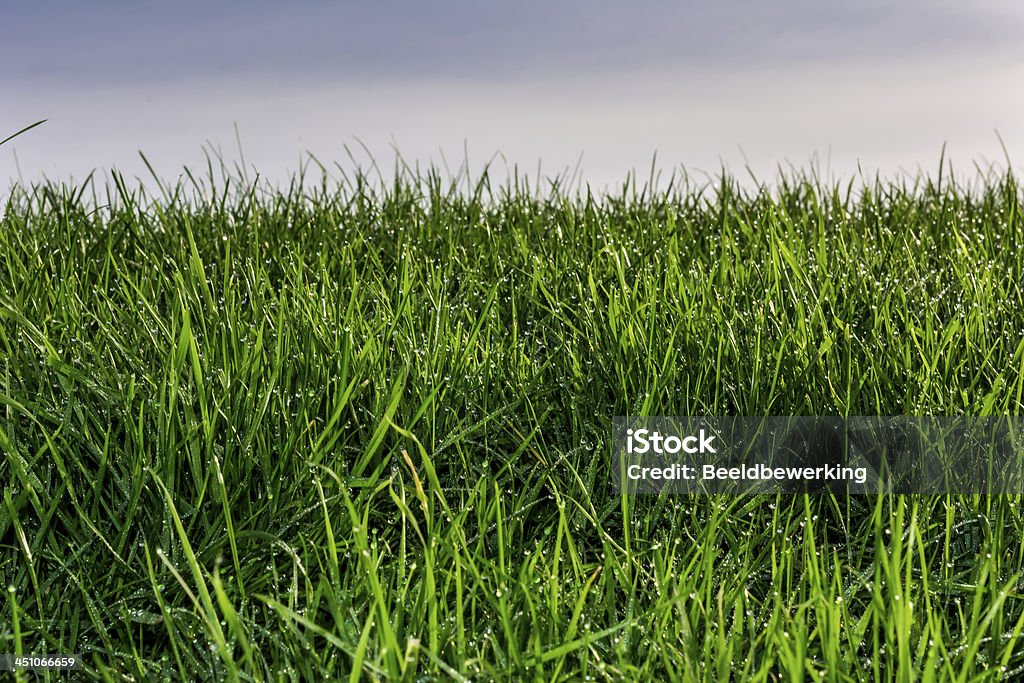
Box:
1 159 1024 681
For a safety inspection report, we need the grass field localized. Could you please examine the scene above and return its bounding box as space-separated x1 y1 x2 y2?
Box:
2 161 1024 681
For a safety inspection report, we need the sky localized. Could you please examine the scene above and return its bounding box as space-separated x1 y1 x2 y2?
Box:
3 1 1024 193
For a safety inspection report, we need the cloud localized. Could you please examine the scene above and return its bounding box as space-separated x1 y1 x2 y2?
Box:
3 1 1022 87
3 1 1022 191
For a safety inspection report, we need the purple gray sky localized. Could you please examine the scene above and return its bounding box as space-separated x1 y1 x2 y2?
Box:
3 1 1024 192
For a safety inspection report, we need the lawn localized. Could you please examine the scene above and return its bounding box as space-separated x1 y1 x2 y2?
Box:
2 161 1024 680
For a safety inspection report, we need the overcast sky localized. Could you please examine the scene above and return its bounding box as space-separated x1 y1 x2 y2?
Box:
3 1 1023 193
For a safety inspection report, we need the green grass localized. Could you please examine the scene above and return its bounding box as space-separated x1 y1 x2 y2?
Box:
2 160 1024 681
